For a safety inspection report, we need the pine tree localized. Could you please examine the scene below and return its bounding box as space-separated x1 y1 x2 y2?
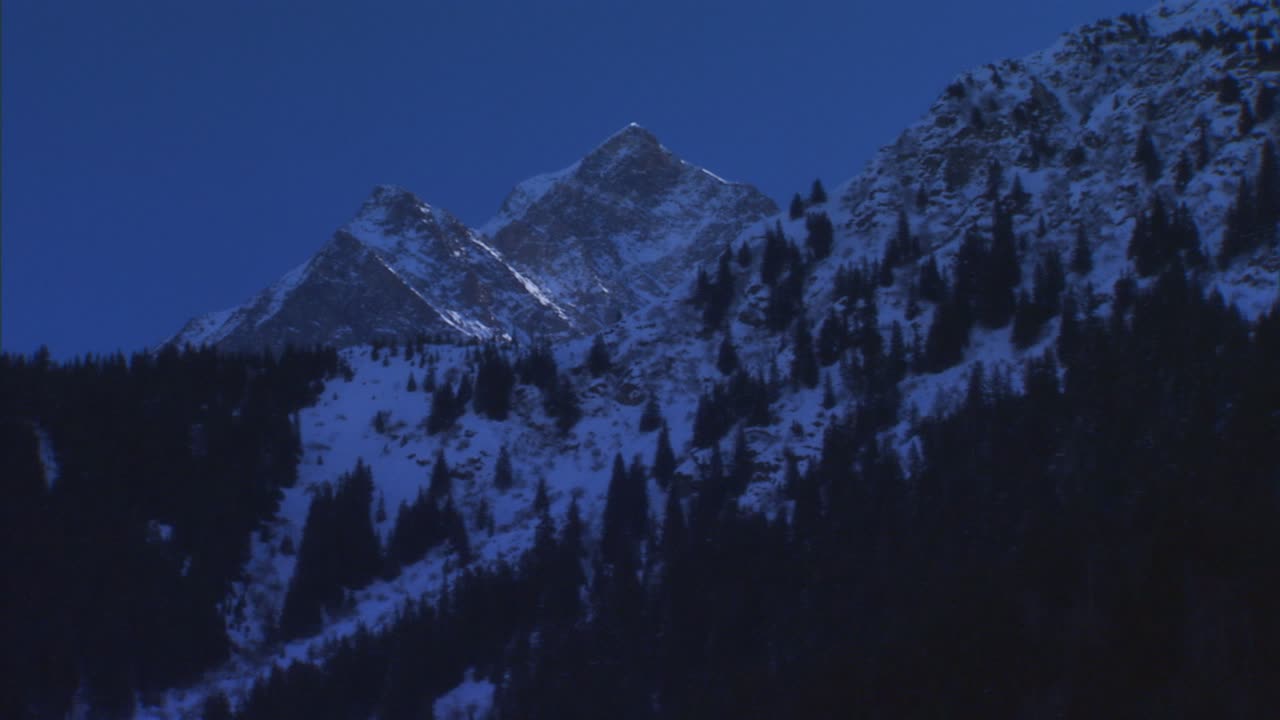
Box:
660 481 686 559
428 450 451 500
761 222 789 286
1258 141 1278 246
736 242 753 268
789 193 806 220
1175 151 1194 192
545 374 582 435
441 497 471 563
805 211 835 261
587 335 612 377
1008 174 1030 213
815 310 847 366
653 424 676 490
791 321 820 389
336 460 382 589
533 476 550 515
1071 225 1094 275
601 454 648 571
1136 126 1161 182
918 255 946 303
1057 292 1080 365
887 321 908 383
716 332 740 376
406 372 417 392
923 296 970 372
1012 290 1043 349
474 346 515 420
729 426 755 494
493 445 514 492
980 203 1020 328
638 394 664 433
455 374 472 411
426 382 455 435
809 179 828 205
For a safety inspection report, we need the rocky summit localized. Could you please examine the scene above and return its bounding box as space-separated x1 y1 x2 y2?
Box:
483 123 778 329
170 125 776 352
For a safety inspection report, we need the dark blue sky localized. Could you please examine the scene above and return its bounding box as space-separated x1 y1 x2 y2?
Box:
3 0 1142 357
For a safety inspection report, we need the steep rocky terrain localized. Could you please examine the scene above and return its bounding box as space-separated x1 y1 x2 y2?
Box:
483 123 779 328
144 0 1280 716
169 186 573 353
170 126 776 351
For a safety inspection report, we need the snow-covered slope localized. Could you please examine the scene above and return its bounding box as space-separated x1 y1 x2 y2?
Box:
170 127 776 352
146 1 1279 715
169 186 573 353
483 123 779 329
835 0 1279 314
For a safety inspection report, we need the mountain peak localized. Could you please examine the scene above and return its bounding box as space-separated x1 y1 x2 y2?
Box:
580 123 670 173
350 184 445 239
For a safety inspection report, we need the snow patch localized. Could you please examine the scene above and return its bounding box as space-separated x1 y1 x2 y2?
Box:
433 670 495 720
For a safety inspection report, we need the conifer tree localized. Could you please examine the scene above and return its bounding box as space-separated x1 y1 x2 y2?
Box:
638 394 664 433
1175 151 1194 192
729 426 755 494
887 321 908 383
428 450 451 500
587 335 612 377
1258 141 1278 246
809 179 828 205
661 481 686 559
815 310 848 366
474 346 515 420
406 372 417 392
441 497 471 564
455 374 472 411
533 476 550 515
653 424 676 490
1136 126 1161 182
426 382 456 435
923 295 970 372
601 454 648 571
805 211 835 261
789 193 806 220
716 332 740 376
791 320 820 389
1012 290 1043 349
1071 225 1094 275
493 445 514 492
1057 292 1080 365
761 222 789 286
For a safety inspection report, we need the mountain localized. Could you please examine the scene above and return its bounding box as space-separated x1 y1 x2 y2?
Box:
483 123 778 328
170 126 776 352
19 1 1280 718
834 0 1279 317
169 186 573 353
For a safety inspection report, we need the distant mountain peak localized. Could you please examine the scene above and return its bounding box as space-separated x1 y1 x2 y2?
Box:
484 124 777 329
350 184 444 238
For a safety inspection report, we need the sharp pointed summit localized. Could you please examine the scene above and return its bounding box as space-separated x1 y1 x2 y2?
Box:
484 124 778 328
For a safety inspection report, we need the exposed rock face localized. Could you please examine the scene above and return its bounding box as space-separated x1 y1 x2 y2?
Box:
171 127 777 352
170 186 573 353
836 0 1279 314
484 124 778 328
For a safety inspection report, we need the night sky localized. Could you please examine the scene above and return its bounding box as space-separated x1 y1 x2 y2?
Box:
2 0 1144 357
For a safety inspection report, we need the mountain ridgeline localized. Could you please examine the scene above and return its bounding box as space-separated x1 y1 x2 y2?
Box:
169 124 778 353
5 0 1280 718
